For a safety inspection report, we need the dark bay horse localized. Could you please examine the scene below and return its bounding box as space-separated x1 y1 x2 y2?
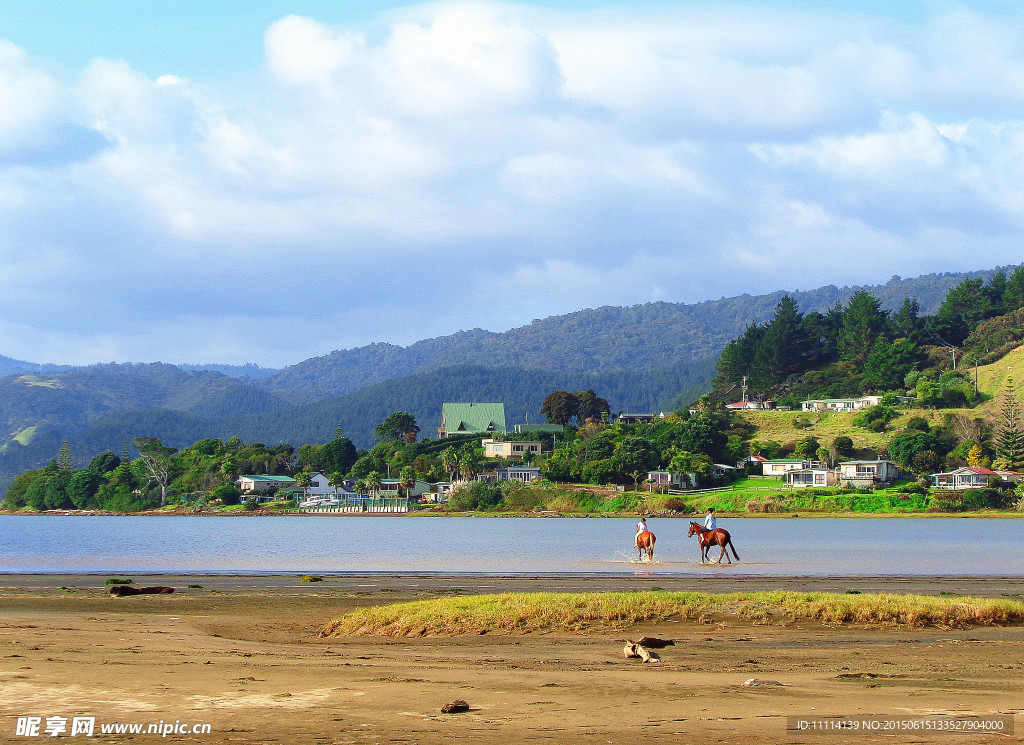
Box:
687 522 740 564
636 530 656 562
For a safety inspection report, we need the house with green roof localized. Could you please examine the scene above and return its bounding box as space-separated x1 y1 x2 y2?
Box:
236 474 296 498
439 403 506 438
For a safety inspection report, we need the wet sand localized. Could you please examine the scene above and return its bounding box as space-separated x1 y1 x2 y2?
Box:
1 574 1021 743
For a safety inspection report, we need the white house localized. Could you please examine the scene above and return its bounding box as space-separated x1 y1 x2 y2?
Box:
762 459 807 476
378 479 432 497
237 474 296 494
302 472 358 497
784 468 838 488
495 466 542 483
838 460 900 487
646 470 692 489
801 396 884 413
801 395 915 412
930 466 997 490
712 463 739 478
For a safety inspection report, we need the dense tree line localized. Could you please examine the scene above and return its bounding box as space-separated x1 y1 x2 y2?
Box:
715 269 1024 405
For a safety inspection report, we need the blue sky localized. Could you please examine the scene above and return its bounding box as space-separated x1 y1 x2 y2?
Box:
3 1 943 78
1 0 1023 366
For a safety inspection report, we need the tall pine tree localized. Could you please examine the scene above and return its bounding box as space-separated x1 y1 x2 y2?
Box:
994 379 1024 470
56 438 73 471
892 297 924 343
839 290 888 368
1004 267 1024 314
750 296 806 386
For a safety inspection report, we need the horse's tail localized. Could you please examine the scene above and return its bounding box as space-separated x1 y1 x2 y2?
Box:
728 538 740 561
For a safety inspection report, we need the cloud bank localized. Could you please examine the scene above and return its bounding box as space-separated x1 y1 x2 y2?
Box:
0 1 1022 365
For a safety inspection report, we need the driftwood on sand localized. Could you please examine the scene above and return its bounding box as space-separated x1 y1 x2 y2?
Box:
109 585 175 597
623 640 661 663
636 636 675 649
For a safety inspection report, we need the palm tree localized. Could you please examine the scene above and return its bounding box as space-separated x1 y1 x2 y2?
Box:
327 472 346 495
458 447 484 482
364 471 383 500
293 472 313 502
398 466 416 499
441 447 458 482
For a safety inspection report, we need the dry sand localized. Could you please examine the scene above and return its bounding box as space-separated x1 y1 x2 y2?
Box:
0 574 1022 744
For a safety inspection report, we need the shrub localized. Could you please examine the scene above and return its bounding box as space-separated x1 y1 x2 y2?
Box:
501 484 544 511
928 488 1009 511
104 578 134 585
447 482 505 511
210 482 243 506
832 436 854 456
892 482 927 495
853 405 900 432
905 416 930 432
663 497 687 512
745 496 788 513
243 497 258 512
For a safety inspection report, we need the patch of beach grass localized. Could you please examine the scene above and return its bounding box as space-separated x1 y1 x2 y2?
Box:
103 578 134 585
320 591 1024 637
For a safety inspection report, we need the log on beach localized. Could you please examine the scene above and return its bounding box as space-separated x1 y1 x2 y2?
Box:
109 585 175 596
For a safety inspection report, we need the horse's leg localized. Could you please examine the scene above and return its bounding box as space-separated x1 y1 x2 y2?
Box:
719 543 729 563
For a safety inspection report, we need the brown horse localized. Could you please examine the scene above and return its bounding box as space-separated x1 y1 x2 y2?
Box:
687 522 740 564
636 530 656 562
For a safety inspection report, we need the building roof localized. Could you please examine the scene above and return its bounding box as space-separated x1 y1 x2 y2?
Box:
931 466 997 476
239 474 296 483
764 459 805 464
839 460 897 465
442 402 506 434
803 397 877 404
514 423 564 433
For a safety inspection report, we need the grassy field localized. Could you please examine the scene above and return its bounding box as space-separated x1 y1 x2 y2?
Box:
740 343 1024 454
321 590 1024 636
12 426 37 446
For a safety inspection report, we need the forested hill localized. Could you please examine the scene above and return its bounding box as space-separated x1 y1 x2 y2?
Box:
0 355 69 378
0 264 1013 495
0 357 715 493
254 267 1010 403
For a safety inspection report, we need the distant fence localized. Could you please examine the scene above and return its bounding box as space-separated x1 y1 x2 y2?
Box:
666 486 735 496
301 498 416 514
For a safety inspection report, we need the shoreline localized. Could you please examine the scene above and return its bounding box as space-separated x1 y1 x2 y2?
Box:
3 508 1024 518
6 573 1024 597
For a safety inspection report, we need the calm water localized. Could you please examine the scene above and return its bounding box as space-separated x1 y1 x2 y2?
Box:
0 515 1021 576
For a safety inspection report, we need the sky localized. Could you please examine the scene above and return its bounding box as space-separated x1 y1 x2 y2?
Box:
1 0 1023 367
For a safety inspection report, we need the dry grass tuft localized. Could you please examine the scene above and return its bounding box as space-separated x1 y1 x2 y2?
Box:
319 591 1024 637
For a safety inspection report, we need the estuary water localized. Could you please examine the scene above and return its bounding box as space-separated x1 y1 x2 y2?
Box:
0 515 1021 576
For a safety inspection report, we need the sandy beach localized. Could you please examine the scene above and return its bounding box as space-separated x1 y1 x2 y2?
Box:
1 574 1021 743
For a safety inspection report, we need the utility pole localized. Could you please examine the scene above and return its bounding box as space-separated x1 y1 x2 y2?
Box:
741 375 749 404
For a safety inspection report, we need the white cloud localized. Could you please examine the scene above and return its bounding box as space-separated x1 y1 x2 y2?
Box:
0 2 1024 365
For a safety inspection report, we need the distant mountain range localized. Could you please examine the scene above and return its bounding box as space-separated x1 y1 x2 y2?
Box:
0 265 1011 495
